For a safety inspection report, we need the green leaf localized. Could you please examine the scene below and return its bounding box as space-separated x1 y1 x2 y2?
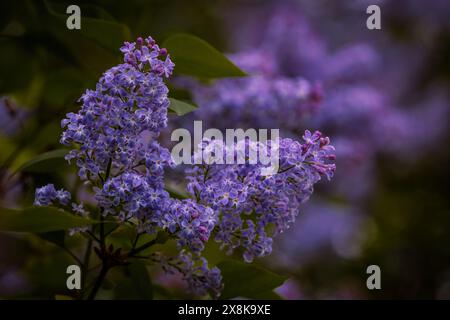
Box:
0 39 36 93
154 230 170 245
130 262 153 299
44 0 131 53
168 98 197 116
163 34 246 79
16 149 68 174
0 206 97 233
127 261 153 300
107 224 135 250
217 260 287 299
152 283 174 299
38 230 66 247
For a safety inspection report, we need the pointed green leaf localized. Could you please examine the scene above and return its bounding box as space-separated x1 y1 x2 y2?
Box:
163 34 246 79
168 98 197 116
38 230 66 247
217 260 287 299
0 206 97 233
129 261 153 300
116 261 153 300
16 149 68 174
44 0 131 53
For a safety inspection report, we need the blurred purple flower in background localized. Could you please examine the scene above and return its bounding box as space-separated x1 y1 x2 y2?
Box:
0 97 26 137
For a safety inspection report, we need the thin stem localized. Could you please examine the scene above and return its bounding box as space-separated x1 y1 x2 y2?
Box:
100 215 105 250
105 158 112 182
278 165 295 174
81 238 92 292
87 158 112 300
128 238 157 257
88 263 102 272
85 230 101 244
131 232 142 250
87 264 109 300
132 255 152 260
104 224 120 238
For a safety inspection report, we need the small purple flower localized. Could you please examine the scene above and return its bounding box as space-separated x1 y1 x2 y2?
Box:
34 184 71 207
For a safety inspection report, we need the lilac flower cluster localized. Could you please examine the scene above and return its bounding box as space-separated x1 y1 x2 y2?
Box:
33 35 336 297
95 172 217 254
34 184 90 235
164 199 217 254
60 36 174 181
95 171 171 221
33 37 227 297
186 131 335 262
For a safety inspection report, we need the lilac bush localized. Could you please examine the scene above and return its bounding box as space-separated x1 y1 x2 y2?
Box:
33 36 336 299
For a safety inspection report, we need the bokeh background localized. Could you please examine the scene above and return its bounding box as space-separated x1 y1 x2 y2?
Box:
1 0 449 299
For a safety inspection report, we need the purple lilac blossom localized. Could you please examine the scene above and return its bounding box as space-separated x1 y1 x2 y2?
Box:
60 36 173 181
186 131 336 262
34 35 336 296
34 36 223 296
